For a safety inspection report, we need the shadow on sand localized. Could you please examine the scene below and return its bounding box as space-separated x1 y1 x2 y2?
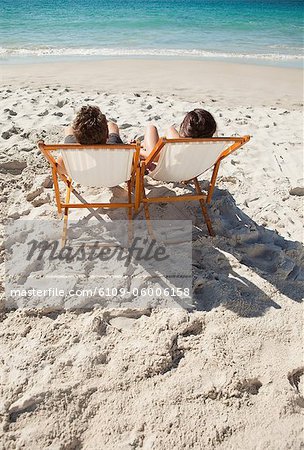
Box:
64 180 303 318
129 181 303 317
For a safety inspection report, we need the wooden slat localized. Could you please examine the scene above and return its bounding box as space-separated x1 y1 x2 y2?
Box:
39 143 137 151
142 194 206 203
61 203 133 209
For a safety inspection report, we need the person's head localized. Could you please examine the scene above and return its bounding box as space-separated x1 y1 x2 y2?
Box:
72 105 108 144
179 109 217 138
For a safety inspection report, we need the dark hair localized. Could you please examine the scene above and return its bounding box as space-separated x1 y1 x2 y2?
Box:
179 109 216 138
73 105 108 144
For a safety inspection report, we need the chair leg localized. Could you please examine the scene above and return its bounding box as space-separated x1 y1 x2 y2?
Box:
52 166 62 215
128 170 136 192
127 180 133 221
134 167 141 213
193 177 215 237
61 215 68 247
61 181 71 246
207 161 220 204
140 168 158 240
201 205 215 237
141 167 151 221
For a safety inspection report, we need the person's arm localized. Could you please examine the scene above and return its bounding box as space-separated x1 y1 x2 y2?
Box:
165 125 180 139
64 125 75 137
142 124 160 161
57 126 74 175
140 147 151 159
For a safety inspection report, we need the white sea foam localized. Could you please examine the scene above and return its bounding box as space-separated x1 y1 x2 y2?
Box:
0 47 303 61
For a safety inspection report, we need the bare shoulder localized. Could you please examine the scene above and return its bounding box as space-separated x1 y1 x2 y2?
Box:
64 125 74 136
165 126 180 139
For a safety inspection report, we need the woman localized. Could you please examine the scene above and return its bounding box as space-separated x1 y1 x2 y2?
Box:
141 108 217 159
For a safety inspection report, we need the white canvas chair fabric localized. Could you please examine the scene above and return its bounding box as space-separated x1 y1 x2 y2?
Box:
149 140 232 182
61 147 135 187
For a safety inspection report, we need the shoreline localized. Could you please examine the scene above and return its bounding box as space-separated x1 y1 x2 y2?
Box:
1 59 303 105
1 54 302 69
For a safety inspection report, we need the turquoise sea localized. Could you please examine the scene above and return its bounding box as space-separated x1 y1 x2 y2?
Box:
0 0 303 66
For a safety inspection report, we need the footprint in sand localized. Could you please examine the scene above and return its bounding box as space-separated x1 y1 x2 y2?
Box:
288 367 304 394
56 99 68 108
289 187 304 197
236 117 248 123
0 158 27 175
236 378 263 395
240 244 281 274
1 126 22 140
38 110 49 117
288 369 304 407
4 108 17 116
120 123 133 129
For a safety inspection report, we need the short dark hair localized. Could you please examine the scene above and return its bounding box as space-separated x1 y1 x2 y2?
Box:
73 105 108 144
179 109 217 138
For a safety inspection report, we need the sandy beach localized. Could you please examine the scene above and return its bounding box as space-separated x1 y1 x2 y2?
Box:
1 59 303 104
0 59 303 449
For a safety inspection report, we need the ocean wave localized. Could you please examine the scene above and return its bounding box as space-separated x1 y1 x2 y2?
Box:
0 47 303 61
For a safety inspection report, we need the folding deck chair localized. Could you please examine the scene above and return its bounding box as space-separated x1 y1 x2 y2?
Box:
38 140 141 231
140 136 250 236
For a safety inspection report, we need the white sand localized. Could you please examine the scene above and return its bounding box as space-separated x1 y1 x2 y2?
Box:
0 59 303 449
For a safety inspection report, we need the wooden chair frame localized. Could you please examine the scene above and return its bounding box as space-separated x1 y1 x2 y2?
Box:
140 136 250 236
38 141 141 230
